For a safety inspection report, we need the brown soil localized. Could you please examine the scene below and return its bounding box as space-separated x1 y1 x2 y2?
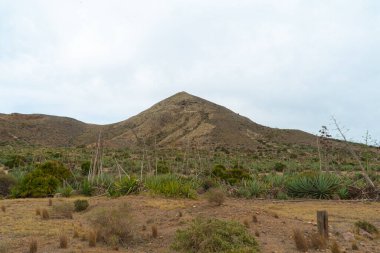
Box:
1 195 379 253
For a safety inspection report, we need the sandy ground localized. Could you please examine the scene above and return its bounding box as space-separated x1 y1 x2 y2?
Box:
0 195 379 253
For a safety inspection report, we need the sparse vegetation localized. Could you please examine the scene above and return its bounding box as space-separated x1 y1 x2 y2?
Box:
1 205 5 212
309 233 326 250
172 218 259 253
41 209 49 219
52 202 74 219
88 230 97 247
354 220 378 234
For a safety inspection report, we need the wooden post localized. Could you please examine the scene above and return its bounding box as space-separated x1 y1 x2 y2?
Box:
317 210 328 239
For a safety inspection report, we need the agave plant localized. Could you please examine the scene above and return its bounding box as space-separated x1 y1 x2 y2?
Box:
286 172 341 199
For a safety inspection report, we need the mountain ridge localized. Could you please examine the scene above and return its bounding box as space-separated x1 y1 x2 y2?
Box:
0 92 317 149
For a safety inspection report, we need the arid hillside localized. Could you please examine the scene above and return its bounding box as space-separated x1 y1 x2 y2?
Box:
0 92 317 149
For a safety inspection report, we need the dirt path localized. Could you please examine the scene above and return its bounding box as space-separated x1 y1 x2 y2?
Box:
0 196 379 253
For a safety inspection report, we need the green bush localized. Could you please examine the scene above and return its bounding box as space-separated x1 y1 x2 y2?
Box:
212 164 251 185
81 161 91 176
81 179 94 196
56 185 74 197
145 174 197 199
237 179 267 198
37 161 71 181
74 199 89 212
11 169 60 198
4 155 27 168
286 172 341 199
0 174 17 196
273 162 287 172
172 218 259 253
108 176 139 197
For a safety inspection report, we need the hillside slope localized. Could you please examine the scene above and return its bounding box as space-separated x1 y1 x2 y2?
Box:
0 92 317 149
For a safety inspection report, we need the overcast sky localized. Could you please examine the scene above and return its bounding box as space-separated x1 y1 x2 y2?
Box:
1 0 379 143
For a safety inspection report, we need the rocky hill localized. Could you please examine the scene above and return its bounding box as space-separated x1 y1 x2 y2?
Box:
0 92 317 149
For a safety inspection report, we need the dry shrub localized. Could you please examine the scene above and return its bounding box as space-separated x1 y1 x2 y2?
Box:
1 206 5 212
293 229 308 252
29 239 37 253
243 220 250 228
52 202 73 219
35 208 41 216
42 209 49 219
59 234 68 248
254 230 260 237
73 229 79 238
151 225 158 238
309 233 326 249
273 213 279 219
89 202 134 246
207 188 225 206
331 241 341 253
48 199 52 206
351 242 359 250
88 231 97 247
178 210 183 217
252 214 258 223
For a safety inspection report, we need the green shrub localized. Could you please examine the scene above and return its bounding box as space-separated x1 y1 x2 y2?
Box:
0 174 17 196
108 176 139 197
156 160 170 174
81 179 94 196
212 164 251 185
11 169 59 198
145 174 197 199
286 172 341 199
354 220 378 234
56 185 74 197
237 179 267 198
172 218 259 253
37 161 71 181
81 161 91 176
4 155 27 168
74 199 89 212
273 162 287 172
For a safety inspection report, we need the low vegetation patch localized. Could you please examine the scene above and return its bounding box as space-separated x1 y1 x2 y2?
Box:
145 174 197 198
354 220 378 234
172 217 259 253
293 229 308 252
108 176 139 197
52 202 74 219
0 174 17 197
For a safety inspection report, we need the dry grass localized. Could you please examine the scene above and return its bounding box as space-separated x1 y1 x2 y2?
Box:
48 199 52 206
88 231 97 247
73 229 79 238
151 225 158 238
309 233 327 249
59 234 68 248
331 241 341 253
1 205 5 212
207 188 225 206
243 219 250 228
0 241 9 253
252 214 258 223
41 209 49 219
293 229 308 252
351 242 359 250
35 208 41 216
89 202 134 246
29 239 37 253
254 230 260 237
52 202 73 219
